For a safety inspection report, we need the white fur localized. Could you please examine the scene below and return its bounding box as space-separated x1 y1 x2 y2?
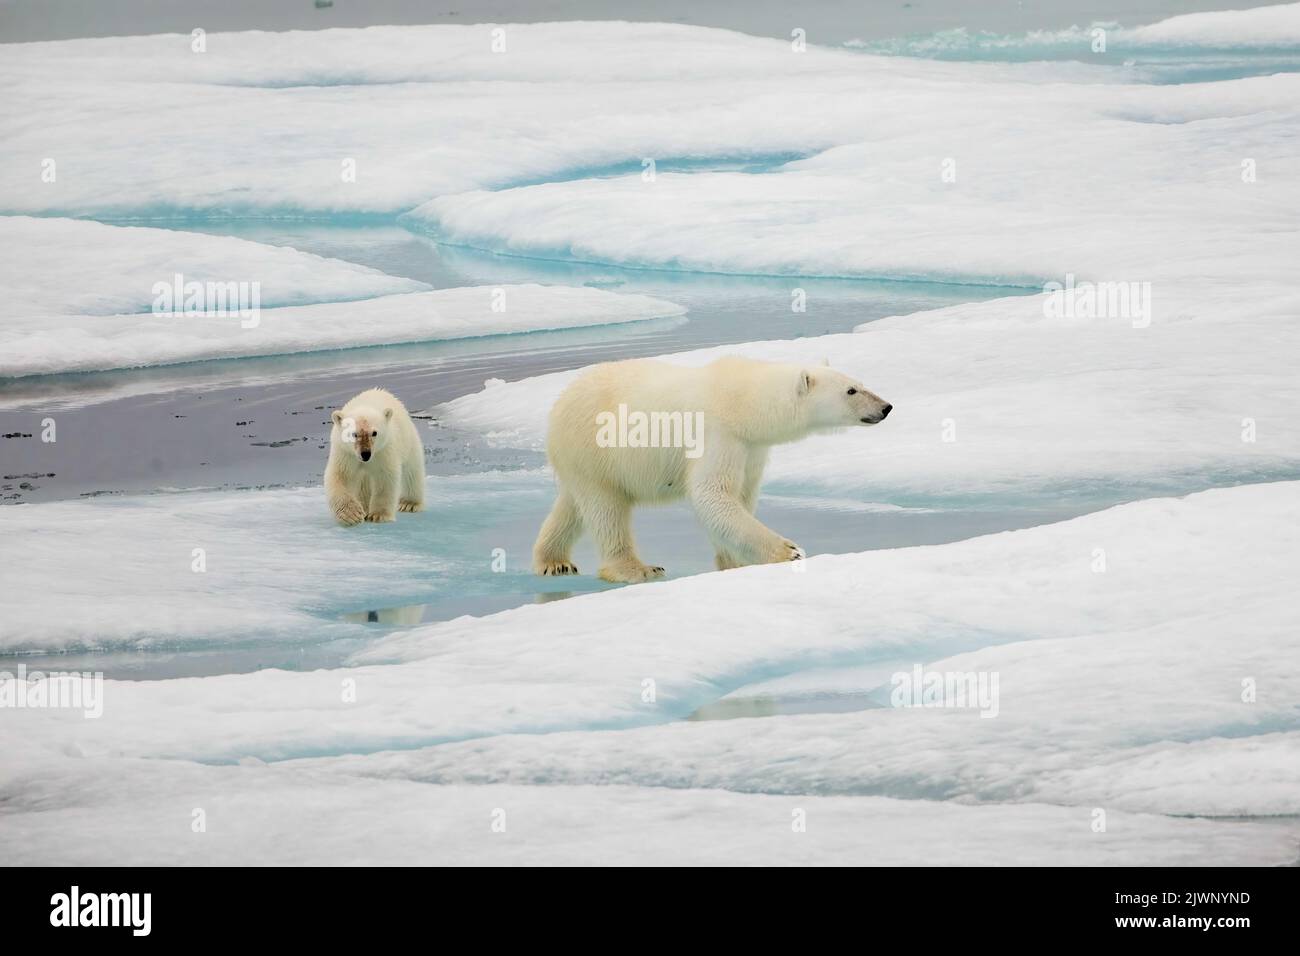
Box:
534 356 891 582
325 387 425 526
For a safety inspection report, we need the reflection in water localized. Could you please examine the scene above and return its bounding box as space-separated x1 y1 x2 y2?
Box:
688 691 890 721
535 591 575 604
688 697 782 721
341 603 428 626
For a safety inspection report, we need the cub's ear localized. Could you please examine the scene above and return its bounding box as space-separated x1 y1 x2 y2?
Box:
383 407 394 420
798 370 814 397
331 410 344 426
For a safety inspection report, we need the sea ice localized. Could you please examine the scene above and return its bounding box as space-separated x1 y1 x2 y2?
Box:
3 483 1293 771
1 760 1287 866
0 216 425 321
2 270 684 376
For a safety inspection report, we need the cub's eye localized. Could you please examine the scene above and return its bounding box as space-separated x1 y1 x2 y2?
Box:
371 431 378 437
847 388 857 395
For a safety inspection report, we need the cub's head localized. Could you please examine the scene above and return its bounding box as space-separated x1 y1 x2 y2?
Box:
331 404 394 463
799 364 891 429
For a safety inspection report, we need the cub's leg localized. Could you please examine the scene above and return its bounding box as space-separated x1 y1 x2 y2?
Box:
580 489 664 583
398 448 425 513
533 487 583 576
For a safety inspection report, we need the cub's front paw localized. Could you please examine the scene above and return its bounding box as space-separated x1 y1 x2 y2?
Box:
364 510 396 523
334 499 365 526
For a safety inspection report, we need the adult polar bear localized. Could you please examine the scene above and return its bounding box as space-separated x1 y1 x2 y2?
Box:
534 356 891 583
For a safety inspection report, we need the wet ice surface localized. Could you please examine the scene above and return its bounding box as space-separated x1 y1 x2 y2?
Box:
11 477 1083 679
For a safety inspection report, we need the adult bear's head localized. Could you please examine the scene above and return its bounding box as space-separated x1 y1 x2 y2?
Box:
331 404 395 463
798 364 892 429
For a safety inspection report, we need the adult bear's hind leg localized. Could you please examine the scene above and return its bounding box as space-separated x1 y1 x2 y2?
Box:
533 487 583 575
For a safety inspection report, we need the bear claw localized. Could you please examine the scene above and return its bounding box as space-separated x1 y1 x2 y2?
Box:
335 501 365 526
398 500 423 513
538 561 579 576
364 511 395 523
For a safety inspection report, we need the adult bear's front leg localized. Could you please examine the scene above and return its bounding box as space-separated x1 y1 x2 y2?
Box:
363 473 399 523
688 435 802 566
578 489 664 583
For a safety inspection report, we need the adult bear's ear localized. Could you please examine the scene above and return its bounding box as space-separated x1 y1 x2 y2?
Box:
383 407 394 420
798 370 814 396
331 410 344 426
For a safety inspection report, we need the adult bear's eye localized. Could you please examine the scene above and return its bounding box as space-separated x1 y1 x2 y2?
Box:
847 388 857 395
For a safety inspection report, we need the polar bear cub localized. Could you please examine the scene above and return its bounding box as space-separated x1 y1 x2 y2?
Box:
325 387 425 526
534 356 891 582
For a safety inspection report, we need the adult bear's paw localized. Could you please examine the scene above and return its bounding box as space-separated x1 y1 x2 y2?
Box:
597 562 666 584
334 499 365 526
762 538 805 563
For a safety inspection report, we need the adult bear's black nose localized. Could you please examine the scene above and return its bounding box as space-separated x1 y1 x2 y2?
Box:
360 450 371 461
880 404 893 418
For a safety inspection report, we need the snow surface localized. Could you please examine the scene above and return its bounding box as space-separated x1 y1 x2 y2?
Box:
1 279 685 376
0 216 425 321
1129 3 1300 45
848 3 1300 58
403 72 1299 289
4 483 1294 766
0 765 1289 866
1 482 1296 862
9 14 1296 219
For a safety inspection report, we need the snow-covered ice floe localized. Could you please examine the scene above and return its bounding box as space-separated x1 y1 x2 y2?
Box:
0 770 1290 866
402 33 1299 286
3 482 1295 762
848 3 1300 66
0 482 1296 862
0 218 684 376
2 12 1293 220
0 216 425 320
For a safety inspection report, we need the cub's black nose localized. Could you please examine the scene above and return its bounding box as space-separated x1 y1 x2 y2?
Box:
880 404 893 418
360 450 371 461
